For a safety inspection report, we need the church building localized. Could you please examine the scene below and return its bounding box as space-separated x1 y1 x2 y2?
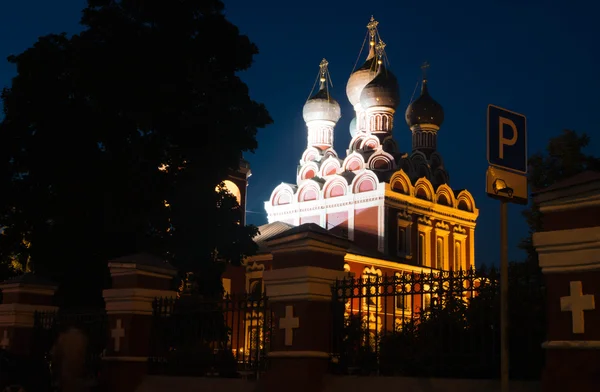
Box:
223 17 479 300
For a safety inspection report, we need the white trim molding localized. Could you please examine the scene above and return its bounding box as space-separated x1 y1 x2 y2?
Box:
103 288 177 315
0 284 56 297
533 226 600 272
263 266 350 302
0 304 58 328
542 340 600 349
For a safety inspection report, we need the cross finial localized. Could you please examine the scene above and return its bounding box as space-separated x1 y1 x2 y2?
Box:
375 40 386 64
319 58 329 77
367 16 379 41
319 58 329 87
421 61 430 81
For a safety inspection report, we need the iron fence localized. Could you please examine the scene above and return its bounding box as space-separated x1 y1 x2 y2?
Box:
330 266 545 380
148 293 273 378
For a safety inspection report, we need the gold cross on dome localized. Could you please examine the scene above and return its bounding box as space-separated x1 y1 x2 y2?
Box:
367 16 379 38
421 61 430 80
319 58 329 75
375 40 386 59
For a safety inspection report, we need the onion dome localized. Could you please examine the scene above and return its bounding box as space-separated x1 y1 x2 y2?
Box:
346 49 378 106
349 117 357 137
405 79 444 128
302 82 341 123
359 63 400 109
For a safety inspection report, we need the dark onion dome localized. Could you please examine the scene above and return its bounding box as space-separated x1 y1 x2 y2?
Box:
302 84 341 123
405 80 444 128
346 50 378 106
349 117 357 137
359 64 400 109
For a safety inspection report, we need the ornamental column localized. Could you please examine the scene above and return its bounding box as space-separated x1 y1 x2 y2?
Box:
260 223 350 392
0 274 57 356
532 171 600 392
101 253 178 392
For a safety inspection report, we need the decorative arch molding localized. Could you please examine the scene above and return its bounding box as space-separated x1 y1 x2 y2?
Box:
323 148 338 159
360 135 381 151
416 163 432 181
352 170 379 194
297 180 322 202
414 177 435 201
409 150 428 166
270 183 296 206
456 189 476 212
390 169 413 196
343 152 366 172
298 162 319 182
349 135 366 152
323 175 349 199
381 136 398 154
435 184 456 207
429 151 445 170
399 158 415 180
363 266 383 277
367 151 395 172
246 261 266 273
301 147 322 165
432 168 449 187
319 156 341 177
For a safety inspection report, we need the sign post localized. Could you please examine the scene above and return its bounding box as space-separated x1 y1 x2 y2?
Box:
486 104 528 392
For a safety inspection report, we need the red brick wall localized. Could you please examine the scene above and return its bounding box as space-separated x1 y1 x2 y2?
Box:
354 207 379 250
327 211 348 237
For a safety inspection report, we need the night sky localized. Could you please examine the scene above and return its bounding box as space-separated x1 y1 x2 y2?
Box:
1 0 599 266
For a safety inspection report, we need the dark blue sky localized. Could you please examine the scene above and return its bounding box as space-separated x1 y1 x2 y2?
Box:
1 0 599 266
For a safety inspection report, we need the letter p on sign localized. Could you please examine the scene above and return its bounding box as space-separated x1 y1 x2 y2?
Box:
487 105 527 174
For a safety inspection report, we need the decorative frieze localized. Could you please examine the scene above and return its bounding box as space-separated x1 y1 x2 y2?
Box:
418 216 432 226
453 225 467 234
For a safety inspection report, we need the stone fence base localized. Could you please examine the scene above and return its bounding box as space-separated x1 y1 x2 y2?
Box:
135 376 257 392
134 375 540 392
323 376 540 392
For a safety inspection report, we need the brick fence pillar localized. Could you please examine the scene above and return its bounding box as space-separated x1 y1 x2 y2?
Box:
260 223 350 392
101 253 178 392
532 171 600 392
0 273 57 356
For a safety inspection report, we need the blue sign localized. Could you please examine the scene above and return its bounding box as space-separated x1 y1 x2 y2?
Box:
487 105 527 174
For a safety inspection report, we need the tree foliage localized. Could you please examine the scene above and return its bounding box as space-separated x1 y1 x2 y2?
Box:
0 0 272 304
520 130 600 264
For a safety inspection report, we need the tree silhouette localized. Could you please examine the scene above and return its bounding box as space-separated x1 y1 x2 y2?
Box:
0 0 272 306
520 130 600 265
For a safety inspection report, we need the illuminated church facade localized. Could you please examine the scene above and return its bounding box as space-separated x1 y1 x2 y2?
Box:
223 17 479 298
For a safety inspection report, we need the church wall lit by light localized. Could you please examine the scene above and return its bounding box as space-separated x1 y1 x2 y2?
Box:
223 16 479 316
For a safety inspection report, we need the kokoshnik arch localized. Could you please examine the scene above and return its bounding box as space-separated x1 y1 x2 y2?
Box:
223 16 479 300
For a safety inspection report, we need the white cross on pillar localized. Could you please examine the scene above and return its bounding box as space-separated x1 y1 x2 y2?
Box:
111 319 125 352
0 330 9 349
279 305 299 346
560 281 595 334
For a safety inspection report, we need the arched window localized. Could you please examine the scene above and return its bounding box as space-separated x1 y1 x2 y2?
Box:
454 241 461 271
418 233 426 266
436 237 444 270
221 180 241 204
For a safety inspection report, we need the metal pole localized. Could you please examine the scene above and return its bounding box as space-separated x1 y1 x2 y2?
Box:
500 200 509 392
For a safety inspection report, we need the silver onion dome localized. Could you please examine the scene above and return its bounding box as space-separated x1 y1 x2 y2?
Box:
302 84 341 123
359 63 400 109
